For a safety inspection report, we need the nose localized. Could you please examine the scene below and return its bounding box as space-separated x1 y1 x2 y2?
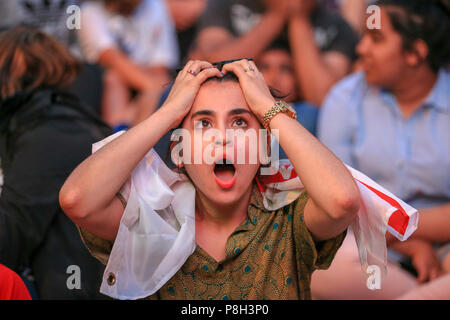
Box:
356 35 370 58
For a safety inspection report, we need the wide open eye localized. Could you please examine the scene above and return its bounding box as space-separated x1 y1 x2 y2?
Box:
232 118 248 128
194 119 212 129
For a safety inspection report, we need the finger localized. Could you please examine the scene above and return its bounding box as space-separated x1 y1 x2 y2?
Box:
234 59 258 75
429 266 442 281
248 60 264 78
416 268 427 283
185 60 214 77
248 60 260 73
181 60 195 74
194 67 224 85
221 61 249 81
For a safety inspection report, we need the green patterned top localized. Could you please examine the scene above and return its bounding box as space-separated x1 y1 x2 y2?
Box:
79 181 346 300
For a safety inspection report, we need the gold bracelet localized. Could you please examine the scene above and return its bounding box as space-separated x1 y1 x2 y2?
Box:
262 101 297 132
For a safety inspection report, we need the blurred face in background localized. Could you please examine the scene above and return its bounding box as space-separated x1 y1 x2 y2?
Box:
105 0 143 16
356 7 425 89
257 49 298 103
166 0 208 31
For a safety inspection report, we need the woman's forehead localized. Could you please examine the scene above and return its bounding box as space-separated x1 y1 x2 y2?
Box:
190 81 250 114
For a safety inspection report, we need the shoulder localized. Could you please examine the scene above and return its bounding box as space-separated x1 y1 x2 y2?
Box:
322 72 368 112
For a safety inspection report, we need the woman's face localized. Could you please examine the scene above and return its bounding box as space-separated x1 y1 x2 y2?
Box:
356 7 417 88
257 49 298 103
178 81 264 207
107 0 143 16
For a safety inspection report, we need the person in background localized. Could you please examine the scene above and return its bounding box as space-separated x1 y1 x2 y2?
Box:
166 0 208 64
78 0 179 129
0 264 31 300
0 0 80 54
315 0 450 299
256 40 319 159
0 26 111 299
195 0 358 106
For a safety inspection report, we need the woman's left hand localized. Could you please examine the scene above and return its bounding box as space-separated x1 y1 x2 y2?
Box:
221 59 276 122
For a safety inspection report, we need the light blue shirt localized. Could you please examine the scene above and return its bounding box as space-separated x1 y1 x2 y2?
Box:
318 69 450 209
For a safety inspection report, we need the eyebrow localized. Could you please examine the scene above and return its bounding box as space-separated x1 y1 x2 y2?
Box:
190 108 252 119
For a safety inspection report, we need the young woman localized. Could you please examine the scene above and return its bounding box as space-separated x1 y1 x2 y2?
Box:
315 0 450 299
60 58 361 299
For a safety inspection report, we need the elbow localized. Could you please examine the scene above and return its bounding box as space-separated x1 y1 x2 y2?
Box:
330 191 360 221
59 187 89 222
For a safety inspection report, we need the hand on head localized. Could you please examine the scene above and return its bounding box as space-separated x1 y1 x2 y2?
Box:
161 59 275 129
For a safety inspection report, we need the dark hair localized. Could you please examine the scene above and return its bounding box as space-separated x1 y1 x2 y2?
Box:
377 0 450 72
0 26 81 99
265 38 292 55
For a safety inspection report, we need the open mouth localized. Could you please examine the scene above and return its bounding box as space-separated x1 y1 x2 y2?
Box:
213 156 237 189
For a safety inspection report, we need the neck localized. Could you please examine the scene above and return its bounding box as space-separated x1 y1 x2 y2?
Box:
195 183 253 231
389 66 438 118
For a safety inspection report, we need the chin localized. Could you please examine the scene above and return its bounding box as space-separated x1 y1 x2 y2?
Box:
197 177 254 208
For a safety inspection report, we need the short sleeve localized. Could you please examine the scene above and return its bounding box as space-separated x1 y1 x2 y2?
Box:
144 0 179 68
77 2 117 63
76 189 129 267
292 192 347 272
77 226 114 266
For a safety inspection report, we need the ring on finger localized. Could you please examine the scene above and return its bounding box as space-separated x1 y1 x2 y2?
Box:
244 66 255 72
187 69 197 76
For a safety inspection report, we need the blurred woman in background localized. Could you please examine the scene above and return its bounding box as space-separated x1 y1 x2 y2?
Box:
316 0 450 299
0 26 111 299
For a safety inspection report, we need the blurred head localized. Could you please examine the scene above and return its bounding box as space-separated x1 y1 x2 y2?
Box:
357 0 450 88
166 0 207 31
0 26 81 99
104 0 143 16
169 63 279 208
257 41 298 103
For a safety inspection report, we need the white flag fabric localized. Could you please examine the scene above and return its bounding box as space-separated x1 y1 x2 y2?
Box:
91 131 418 300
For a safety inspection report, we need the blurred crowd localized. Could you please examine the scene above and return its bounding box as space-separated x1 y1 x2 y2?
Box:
0 0 449 300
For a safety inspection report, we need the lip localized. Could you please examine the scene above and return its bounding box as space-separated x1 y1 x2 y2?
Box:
213 152 237 189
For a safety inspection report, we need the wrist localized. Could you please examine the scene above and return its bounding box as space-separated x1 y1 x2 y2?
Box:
154 104 184 130
255 99 276 122
260 100 297 131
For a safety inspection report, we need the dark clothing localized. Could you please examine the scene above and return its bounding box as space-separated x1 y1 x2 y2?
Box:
0 88 111 299
176 24 199 65
198 0 358 60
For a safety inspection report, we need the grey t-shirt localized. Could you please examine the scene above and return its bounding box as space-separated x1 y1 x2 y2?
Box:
197 0 358 60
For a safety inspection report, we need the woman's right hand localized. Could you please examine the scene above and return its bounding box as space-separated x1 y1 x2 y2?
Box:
160 60 223 129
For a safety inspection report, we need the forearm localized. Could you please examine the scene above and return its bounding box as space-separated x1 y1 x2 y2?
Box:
201 13 285 62
340 0 366 34
269 113 360 218
60 107 178 218
288 17 340 106
411 203 450 243
99 49 156 91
